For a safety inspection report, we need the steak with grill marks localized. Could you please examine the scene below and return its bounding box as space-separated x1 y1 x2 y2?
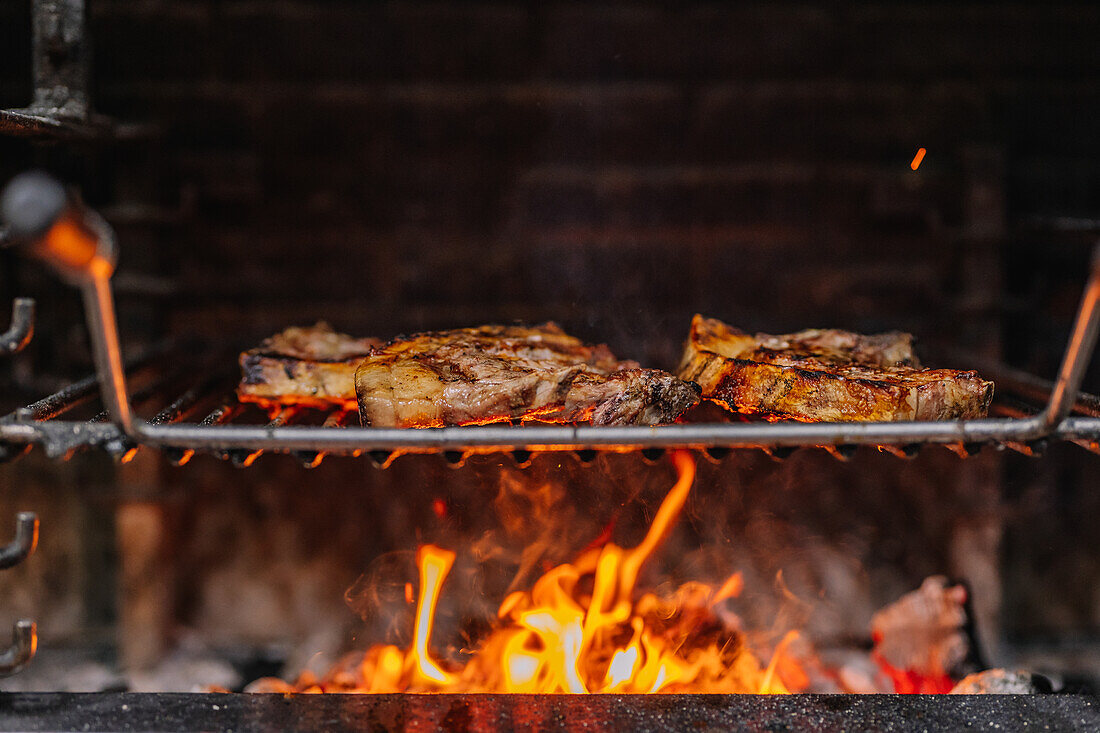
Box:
678 315 993 421
238 322 381 408
354 323 701 427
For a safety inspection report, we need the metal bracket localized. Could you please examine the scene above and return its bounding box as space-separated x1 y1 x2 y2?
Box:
0 620 37 677
0 0 117 141
0 512 39 570
0 298 35 355
0 515 39 676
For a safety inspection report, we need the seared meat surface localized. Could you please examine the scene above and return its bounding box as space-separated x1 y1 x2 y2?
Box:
238 322 381 408
355 323 700 427
679 315 993 421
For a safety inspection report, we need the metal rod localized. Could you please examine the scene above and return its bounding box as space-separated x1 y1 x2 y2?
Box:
148 377 223 426
1036 242 1100 429
78 214 132 433
0 620 36 677
0 299 34 355
0 513 38 570
10 346 169 422
1053 416 1100 442
14 372 100 421
90 364 189 423
132 416 1050 452
7 413 1100 454
230 407 300 466
293 409 353 467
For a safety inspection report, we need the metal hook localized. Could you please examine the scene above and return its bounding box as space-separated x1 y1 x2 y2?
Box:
0 512 39 570
0 298 34 355
0 620 37 676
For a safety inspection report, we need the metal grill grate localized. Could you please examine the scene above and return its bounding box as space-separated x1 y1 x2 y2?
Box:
3 343 1100 469
3 172 1100 468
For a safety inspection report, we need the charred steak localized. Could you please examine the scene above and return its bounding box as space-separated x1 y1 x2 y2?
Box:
238 322 381 408
355 323 700 427
678 315 993 421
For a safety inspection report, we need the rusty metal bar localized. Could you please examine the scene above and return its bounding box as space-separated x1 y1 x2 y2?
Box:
29 0 90 120
0 299 35 355
78 225 132 433
12 373 100 422
1037 244 1100 429
0 513 38 571
0 0 120 141
0 621 36 678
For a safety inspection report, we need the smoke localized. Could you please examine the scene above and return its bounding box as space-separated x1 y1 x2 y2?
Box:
340 444 980 661
341 452 650 658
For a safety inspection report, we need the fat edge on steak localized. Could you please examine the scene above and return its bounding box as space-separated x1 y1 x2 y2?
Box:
678 315 994 422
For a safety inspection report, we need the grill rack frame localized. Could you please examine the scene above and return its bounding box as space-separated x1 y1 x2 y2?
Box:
3 173 1100 466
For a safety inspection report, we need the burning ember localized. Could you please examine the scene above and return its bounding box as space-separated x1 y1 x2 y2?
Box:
248 451 808 694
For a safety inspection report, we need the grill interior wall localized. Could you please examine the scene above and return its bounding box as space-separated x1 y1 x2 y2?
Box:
0 1 1098 689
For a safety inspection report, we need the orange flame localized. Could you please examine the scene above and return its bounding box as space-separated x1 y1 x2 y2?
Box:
408 545 455 687
252 451 805 694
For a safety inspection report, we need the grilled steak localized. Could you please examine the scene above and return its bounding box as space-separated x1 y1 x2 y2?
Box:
238 323 381 408
355 323 700 427
678 315 993 421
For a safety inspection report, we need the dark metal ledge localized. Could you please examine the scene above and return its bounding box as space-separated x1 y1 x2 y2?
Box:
0 693 1097 733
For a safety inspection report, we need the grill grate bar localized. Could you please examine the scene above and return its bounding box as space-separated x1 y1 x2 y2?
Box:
8 365 1100 462
163 398 241 466
229 406 302 467
16 373 101 422
8 345 172 423
89 365 194 424
149 368 237 426
294 409 354 468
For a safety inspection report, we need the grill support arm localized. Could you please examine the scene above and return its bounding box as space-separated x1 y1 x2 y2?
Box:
1039 245 1100 430
0 171 132 433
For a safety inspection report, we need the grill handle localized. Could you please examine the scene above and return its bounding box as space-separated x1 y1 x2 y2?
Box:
1040 244 1100 429
0 171 132 433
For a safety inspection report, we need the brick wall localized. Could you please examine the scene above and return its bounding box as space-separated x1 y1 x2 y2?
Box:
1 3 1098 364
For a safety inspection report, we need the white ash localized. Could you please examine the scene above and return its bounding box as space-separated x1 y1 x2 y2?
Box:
950 668 1048 694
872 575 970 676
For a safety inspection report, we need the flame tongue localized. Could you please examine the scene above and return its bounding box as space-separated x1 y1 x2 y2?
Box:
617 450 695 605
275 450 802 694
409 545 455 687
